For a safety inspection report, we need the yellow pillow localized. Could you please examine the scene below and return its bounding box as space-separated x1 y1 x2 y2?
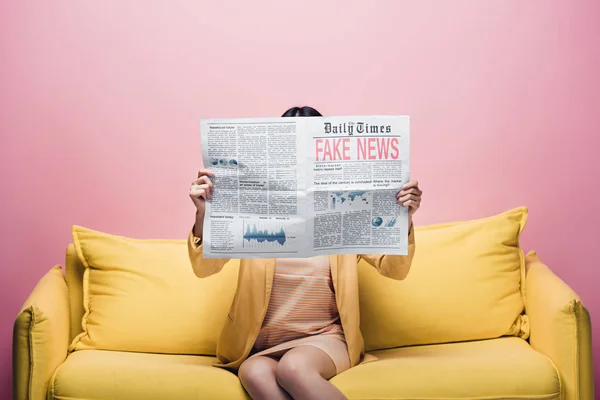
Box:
359 207 529 351
69 226 239 355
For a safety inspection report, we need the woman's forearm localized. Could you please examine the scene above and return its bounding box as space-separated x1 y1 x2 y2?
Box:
194 211 204 239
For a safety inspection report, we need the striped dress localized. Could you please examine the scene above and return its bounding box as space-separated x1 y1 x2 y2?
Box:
249 256 351 374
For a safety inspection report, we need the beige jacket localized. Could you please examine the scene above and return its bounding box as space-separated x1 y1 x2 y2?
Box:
188 228 415 371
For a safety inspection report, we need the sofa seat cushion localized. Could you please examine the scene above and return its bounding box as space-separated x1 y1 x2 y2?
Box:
332 337 560 400
50 339 559 400
49 350 248 400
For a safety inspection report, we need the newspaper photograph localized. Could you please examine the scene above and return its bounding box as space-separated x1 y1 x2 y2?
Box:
200 115 410 258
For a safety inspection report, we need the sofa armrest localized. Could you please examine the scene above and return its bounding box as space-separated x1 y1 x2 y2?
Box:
525 252 594 400
13 265 70 400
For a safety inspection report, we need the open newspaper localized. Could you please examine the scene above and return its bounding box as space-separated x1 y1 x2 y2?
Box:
200 115 410 258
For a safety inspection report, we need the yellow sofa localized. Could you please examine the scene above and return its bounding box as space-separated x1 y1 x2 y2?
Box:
13 210 595 400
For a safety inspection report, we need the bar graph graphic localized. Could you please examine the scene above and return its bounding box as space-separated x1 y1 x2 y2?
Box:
243 220 288 248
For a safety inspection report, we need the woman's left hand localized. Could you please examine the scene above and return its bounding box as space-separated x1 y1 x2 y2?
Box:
397 180 422 218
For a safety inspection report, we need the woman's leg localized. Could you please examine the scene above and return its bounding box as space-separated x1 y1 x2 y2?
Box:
275 346 347 400
238 355 292 400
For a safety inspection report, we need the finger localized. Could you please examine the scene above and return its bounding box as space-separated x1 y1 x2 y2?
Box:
397 194 420 204
397 187 422 198
190 184 210 196
190 184 212 200
192 176 210 185
402 180 419 190
189 187 208 201
403 199 420 210
192 175 214 191
197 169 214 178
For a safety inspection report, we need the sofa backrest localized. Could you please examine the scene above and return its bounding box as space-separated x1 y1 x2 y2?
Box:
66 226 242 356
63 207 529 355
357 206 529 351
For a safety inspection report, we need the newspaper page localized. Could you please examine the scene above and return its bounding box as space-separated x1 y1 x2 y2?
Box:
200 116 410 258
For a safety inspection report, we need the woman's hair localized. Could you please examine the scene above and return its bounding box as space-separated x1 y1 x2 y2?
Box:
281 106 323 117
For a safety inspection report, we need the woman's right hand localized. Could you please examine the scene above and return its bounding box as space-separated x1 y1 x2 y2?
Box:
189 169 214 237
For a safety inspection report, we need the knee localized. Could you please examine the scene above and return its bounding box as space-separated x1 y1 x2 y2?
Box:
276 354 316 389
238 358 275 392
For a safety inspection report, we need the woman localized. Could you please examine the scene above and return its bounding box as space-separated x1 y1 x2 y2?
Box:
188 106 422 400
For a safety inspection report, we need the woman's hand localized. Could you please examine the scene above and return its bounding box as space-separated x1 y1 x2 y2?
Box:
189 169 214 238
397 180 422 219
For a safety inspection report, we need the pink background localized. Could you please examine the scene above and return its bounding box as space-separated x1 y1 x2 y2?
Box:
1 1 598 397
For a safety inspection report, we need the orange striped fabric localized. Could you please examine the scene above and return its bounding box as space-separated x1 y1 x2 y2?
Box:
253 256 344 352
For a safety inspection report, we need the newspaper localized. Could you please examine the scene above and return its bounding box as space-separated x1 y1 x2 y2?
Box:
200 115 410 258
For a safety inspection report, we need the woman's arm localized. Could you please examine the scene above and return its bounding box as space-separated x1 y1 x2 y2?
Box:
187 221 230 278
358 223 416 280
187 169 230 278
359 180 422 280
